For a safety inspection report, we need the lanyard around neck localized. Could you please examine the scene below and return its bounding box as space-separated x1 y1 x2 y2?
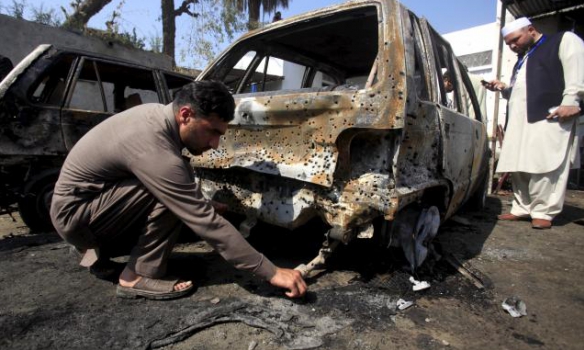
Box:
514 35 547 73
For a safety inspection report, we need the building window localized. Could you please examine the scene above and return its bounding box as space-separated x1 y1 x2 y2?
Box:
457 50 492 68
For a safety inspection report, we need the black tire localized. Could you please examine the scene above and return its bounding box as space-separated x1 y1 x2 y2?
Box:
18 170 59 232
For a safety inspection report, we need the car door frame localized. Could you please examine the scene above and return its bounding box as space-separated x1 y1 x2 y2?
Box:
418 19 486 216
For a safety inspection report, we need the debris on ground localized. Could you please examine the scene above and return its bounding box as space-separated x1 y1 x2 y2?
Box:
385 297 412 311
502 296 527 318
3 190 584 349
248 340 258 350
444 254 486 289
396 299 414 311
147 298 352 350
409 276 431 291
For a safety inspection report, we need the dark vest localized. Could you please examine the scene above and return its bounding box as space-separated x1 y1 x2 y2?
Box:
525 32 565 123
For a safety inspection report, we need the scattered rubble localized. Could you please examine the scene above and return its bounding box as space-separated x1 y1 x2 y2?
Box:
502 296 527 318
396 299 414 311
147 299 353 350
409 276 431 292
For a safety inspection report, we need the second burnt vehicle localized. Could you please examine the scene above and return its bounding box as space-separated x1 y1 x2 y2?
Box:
0 45 194 231
191 0 489 272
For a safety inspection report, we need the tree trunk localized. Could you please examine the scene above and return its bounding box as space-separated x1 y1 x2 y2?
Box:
161 0 176 66
247 0 261 30
63 0 112 30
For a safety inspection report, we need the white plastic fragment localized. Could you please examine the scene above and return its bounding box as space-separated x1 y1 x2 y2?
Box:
396 298 414 310
409 276 431 291
502 296 527 317
248 340 258 350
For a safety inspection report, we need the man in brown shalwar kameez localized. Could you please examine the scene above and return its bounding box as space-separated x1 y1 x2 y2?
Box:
50 81 307 300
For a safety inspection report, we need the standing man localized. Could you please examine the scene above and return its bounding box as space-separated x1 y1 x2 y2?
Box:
484 18 584 229
50 81 307 300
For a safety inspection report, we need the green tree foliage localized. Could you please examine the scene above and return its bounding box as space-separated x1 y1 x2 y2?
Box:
149 35 163 54
1 0 291 68
62 0 113 30
32 5 62 26
1 0 146 50
7 0 26 19
175 0 248 68
226 0 289 30
175 0 291 68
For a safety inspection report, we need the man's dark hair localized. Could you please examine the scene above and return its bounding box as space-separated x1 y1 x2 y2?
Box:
173 81 235 122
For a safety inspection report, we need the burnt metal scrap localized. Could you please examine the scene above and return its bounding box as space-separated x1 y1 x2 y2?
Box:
190 0 489 272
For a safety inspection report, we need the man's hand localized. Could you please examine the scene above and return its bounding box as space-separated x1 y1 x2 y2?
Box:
269 267 307 298
482 79 507 92
546 105 581 123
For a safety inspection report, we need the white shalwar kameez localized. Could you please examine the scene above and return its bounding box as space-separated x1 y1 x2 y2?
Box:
496 32 584 220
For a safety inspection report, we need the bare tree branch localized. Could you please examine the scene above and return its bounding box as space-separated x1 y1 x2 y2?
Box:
63 0 113 30
174 0 199 17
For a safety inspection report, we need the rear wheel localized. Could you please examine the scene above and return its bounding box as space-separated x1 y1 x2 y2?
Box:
378 205 441 272
18 170 59 232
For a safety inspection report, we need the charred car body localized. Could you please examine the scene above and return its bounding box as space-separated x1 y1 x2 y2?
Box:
0 45 194 231
193 0 489 272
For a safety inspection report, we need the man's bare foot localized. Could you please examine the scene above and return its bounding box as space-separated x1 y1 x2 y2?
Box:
119 266 192 291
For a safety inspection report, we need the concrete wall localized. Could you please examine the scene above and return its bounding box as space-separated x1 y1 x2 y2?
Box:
0 14 172 69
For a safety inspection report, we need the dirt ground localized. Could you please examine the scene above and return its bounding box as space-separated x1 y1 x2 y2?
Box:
1 191 583 350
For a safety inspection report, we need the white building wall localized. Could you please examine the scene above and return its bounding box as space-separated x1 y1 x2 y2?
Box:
443 22 513 138
444 23 499 57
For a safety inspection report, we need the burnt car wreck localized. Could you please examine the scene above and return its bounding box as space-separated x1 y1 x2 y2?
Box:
192 0 489 273
0 45 194 231
0 0 488 274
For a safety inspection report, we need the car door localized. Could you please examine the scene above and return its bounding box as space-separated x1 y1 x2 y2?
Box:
157 71 195 104
60 57 160 150
455 61 489 204
419 20 480 216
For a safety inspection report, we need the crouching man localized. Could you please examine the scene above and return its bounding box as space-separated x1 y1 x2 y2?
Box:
50 81 306 300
